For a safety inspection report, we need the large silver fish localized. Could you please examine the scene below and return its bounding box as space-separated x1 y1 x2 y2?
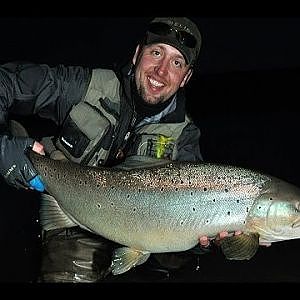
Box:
28 151 300 275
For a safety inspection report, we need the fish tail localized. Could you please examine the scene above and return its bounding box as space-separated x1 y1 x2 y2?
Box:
39 193 78 231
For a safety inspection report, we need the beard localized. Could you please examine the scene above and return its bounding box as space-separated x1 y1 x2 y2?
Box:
137 85 166 105
133 79 174 120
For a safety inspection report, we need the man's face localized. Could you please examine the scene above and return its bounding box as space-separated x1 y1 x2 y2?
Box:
133 43 193 105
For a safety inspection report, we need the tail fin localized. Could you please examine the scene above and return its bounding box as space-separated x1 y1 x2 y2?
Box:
39 193 78 231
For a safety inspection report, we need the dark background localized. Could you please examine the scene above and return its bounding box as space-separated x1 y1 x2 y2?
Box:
1 16 300 283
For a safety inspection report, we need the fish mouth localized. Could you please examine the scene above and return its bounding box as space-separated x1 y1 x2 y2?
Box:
292 217 300 228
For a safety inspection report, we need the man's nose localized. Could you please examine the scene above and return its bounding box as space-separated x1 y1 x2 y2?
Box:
155 59 169 76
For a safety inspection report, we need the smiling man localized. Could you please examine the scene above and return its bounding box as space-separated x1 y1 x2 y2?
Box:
133 42 193 104
0 17 215 282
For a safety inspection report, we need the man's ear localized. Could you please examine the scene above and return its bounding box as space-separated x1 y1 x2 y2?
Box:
180 68 193 88
132 44 141 65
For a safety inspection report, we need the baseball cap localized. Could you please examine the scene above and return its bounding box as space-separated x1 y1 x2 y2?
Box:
144 17 202 66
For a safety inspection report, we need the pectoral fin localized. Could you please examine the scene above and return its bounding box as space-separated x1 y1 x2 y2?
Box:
220 232 260 260
111 247 151 275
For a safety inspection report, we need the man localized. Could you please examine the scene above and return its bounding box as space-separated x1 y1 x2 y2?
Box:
0 17 224 282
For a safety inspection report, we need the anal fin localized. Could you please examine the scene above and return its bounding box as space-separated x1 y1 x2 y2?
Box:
111 247 151 275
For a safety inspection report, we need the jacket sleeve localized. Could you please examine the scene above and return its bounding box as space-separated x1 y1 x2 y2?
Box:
0 61 91 128
175 122 203 162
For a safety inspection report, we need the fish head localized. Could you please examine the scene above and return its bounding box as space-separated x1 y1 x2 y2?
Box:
249 177 300 243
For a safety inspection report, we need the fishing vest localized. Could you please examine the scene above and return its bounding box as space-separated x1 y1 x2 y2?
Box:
55 68 191 166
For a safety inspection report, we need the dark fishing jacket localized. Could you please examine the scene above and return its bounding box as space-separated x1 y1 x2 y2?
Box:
0 61 202 167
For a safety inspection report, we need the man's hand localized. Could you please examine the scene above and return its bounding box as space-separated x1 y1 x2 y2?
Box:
0 135 45 191
199 231 272 248
33 141 45 155
28 141 46 191
199 231 242 248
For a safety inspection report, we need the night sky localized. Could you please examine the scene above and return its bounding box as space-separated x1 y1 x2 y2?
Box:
2 17 300 74
1 16 300 284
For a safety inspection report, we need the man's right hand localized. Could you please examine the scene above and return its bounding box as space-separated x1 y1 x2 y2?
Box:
0 135 45 191
199 231 242 249
199 231 272 248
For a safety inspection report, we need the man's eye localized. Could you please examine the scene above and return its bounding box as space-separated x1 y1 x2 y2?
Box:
152 50 161 57
174 60 183 68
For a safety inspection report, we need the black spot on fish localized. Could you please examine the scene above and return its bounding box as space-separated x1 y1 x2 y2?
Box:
97 203 101 209
258 206 261 209
227 211 231 215
237 199 240 203
191 192 193 196
111 202 114 206
160 188 164 192
181 180 184 184
127 194 130 198
175 188 178 191
133 208 136 212
180 220 184 225
225 188 229 192
213 199 216 202
246 207 249 212
270 197 273 200
192 207 195 211
203 187 207 191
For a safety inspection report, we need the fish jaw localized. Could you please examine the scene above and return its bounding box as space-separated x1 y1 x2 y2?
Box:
247 177 300 243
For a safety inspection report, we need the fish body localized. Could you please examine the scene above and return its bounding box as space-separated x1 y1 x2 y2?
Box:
29 151 300 274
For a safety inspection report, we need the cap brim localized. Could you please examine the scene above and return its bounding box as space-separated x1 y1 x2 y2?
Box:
146 33 191 65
